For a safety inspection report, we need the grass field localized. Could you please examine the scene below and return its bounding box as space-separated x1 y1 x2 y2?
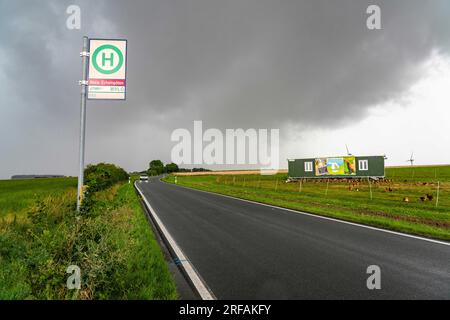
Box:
163 166 450 241
0 178 77 218
0 178 177 299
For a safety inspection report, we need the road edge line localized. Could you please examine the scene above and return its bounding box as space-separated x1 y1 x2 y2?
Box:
134 181 216 300
163 179 450 247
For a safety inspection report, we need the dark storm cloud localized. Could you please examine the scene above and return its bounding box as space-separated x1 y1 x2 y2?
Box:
0 0 449 177
101 0 450 130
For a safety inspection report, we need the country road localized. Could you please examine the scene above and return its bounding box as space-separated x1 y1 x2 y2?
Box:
136 177 450 300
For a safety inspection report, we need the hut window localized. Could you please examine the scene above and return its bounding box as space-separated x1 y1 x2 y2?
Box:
304 161 313 172
359 160 369 171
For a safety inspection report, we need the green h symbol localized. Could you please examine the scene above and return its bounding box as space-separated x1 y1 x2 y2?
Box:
102 51 114 67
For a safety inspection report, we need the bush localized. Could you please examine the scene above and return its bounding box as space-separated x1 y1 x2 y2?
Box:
84 163 129 192
82 163 129 213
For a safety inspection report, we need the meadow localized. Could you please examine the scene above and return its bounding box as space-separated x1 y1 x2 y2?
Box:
0 178 77 218
164 166 450 241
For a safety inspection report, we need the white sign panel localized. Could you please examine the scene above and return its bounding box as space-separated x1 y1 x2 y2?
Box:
88 39 127 100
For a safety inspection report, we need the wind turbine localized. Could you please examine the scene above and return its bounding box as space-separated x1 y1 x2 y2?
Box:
345 144 352 156
406 152 415 166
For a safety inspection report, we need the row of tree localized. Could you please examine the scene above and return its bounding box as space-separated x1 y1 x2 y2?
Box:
146 160 212 176
148 160 179 176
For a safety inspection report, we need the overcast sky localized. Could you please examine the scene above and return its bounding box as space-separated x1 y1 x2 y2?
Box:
1 0 449 178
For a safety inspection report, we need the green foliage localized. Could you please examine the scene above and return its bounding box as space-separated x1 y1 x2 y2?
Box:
84 163 129 192
192 168 211 172
148 160 165 176
81 163 129 213
165 163 179 174
146 160 182 175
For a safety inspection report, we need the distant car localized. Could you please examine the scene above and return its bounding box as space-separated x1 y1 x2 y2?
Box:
139 175 149 181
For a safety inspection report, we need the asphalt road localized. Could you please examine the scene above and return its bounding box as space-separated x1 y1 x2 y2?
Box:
137 178 450 299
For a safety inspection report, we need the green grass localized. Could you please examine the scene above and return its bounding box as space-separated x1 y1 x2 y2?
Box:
164 166 450 241
386 165 450 182
0 179 177 299
0 178 77 218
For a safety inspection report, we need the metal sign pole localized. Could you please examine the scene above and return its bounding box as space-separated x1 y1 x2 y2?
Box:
77 36 89 211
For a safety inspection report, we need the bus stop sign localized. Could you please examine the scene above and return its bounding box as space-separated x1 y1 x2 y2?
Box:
88 39 127 100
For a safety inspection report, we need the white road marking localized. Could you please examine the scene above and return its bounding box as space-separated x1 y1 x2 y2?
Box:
163 180 450 247
134 182 216 300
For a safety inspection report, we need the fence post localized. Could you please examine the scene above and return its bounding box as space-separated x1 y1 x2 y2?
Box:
243 177 246 187
299 179 302 193
258 177 261 188
275 178 278 191
368 177 373 200
325 179 329 196
436 181 440 208
233 176 236 185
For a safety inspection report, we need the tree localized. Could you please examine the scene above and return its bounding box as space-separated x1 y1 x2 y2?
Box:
148 160 165 176
165 163 179 173
192 168 211 172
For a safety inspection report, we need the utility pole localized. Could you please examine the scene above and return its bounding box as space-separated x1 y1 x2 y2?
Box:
77 36 89 211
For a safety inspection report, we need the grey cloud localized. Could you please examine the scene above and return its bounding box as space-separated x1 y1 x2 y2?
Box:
101 0 450 130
